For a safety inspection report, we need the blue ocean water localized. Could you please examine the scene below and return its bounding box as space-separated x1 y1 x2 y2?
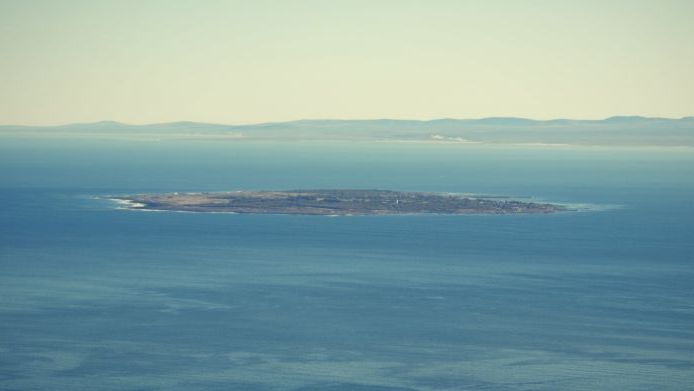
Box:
1 139 693 390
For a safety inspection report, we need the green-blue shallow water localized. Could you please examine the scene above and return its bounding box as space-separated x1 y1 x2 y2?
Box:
1 139 693 390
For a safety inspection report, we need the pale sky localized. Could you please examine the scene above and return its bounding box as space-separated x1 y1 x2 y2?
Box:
1 0 693 125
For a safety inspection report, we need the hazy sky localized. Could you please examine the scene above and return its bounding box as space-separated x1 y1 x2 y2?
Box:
1 0 693 125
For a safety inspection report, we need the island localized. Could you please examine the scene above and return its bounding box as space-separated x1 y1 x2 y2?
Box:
109 189 567 215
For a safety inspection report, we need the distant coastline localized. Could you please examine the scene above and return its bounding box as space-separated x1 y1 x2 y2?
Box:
3 116 693 147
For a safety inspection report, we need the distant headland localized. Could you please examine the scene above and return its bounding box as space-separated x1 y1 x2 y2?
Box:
108 189 568 216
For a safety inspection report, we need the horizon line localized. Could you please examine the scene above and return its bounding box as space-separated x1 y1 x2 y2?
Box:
2 115 694 128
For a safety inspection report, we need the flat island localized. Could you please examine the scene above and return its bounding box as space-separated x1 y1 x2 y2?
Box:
110 189 567 215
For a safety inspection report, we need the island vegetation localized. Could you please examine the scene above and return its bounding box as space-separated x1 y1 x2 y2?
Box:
110 189 566 215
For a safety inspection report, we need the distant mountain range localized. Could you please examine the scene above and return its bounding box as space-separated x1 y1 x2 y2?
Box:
2 116 693 146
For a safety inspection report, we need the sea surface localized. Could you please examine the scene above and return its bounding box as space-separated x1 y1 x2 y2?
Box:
1 139 693 390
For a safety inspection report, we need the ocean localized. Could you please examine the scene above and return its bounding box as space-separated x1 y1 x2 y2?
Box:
1 139 693 390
